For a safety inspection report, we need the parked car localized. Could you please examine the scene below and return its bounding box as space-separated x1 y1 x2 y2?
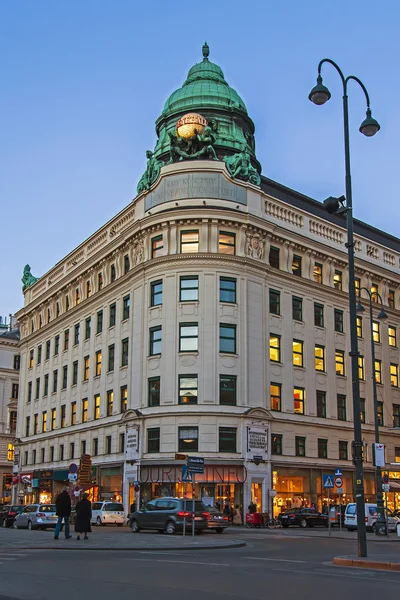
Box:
279 508 328 528
130 498 208 535
91 501 125 526
328 504 346 527
14 504 57 530
204 506 230 533
0 505 26 528
387 509 400 532
344 503 399 532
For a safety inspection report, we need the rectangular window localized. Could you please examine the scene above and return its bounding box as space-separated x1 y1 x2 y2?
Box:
372 321 380 343
335 350 345 376
35 377 40 399
50 408 56 431
65 296 69 312
181 231 199 253
270 335 281 362
314 304 324 328
292 297 303 321
389 326 397 347
87 280 92 298
33 414 38 435
218 232 235 255
37 345 42 364
109 303 116 327
81 440 86 456
339 441 348 461
220 375 237 406
354 277 361 297
72 361 78 385
29 349 34 368
360 398 366 423
334 309 344 333
93 438 98 456
120 386 128 413
52 370 58 393
315 345 325 372
356 316 363 338
371 283 379 303
219 427 237 452
337 395 347 421
70 442 75 460
390 364 399 387
294 388 305 414
271 434 282 455
110 264 116 282
108 344 115 372
147 428 160 453
94 394 101 420
219 324 236 354
180 323 199 352
377 401 384 426
375 359 382 384
64 331 69 352
83 356 90 381
293 340 304 367
119 433 125 454
61 405 66 428
24 450 28 465
313 263 323 284
11 383 19 399
75 288 81 305
42 411 47 433
149 326 162 356
358 356 365 380
62 365 68 389
54 335 60 356
85 317 91 340
82 398 88 423
74 324 80 346
180 276 199 302
32 449 36 464
124 254 130 274
179 375 198 404
45 341 50 361
148 377 160 407
25 416 30 437
122 295 130 320
395 447 400 463
316 391 326 418
27 381 32 402
295 436 306 457
150 280 163 306
292 254 302 277
333 270 342 290
269 289 280 315
43 375 48 397
121 338 129 366
107 390 114 416
41 448 45 464
393 404 400 428
95 351 102 376
178 427 199 452
151 235 164 258
220 278 236 303
388 289 395 309
269 246 280 269
270 383 281 411
71 402 77 425
97 310 103 334
318 438 328 459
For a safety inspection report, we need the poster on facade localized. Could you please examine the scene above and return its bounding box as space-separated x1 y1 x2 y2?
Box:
247 427 268 460
13 450 20 474
126 425 139 461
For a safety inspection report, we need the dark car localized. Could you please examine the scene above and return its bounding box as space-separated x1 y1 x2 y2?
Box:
205 506 230 533
279 508 328 528
0 505 25 528
130 497 208 535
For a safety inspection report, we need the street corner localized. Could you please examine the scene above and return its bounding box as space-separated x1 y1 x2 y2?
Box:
334 555 400 571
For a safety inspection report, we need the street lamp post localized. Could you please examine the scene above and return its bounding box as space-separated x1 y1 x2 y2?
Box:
309 59 380 558
357 288 388 536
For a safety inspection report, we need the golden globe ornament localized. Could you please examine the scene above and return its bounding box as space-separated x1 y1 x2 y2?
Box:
176 112 208 139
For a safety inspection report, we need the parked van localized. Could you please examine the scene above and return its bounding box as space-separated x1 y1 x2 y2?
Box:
91 501 125 526
344 503 378 531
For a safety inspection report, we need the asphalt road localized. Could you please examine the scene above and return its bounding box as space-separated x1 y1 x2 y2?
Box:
0 530 399 600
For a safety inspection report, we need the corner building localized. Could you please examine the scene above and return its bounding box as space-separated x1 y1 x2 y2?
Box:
15 46 400 515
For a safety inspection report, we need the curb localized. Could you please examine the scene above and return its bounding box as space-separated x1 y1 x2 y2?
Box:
0 541 247 552
334 557 400 571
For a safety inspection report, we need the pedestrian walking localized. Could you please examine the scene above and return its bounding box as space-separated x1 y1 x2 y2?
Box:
75 493 92 540
232 505 242 526
248 501 257 514
54 487 72 540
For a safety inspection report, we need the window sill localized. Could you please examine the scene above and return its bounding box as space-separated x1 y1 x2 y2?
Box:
178 351 199 356
219 353 238 358
94 375 101 379
121 318 130 324
148 354 162 359
120 365 128 370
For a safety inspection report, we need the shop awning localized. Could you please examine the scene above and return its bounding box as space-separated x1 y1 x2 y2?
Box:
53 470 69 481
389 480 400 490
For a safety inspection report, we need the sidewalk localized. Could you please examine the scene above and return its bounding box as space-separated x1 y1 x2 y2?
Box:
334 554 400 571
232 526 400 542
0 527 245 551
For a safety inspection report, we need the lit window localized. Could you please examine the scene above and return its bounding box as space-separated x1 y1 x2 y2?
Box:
220 278 236 303
270 335 281 362
388 289 395 309
218 232 235 255
389 326 397 347
148 377 160 407
149 327 162 355
219 324 236 354
377 401 383 426
292 254 302 277
71 402 77 425
356 316 363 338
151 235 164 258
82 399 88 423
42 411 47 433
120 386 128 413
150 280 163 306
358 356 365 380
83 356 90 381
293 340 304 367
390 364 399 388
375 359 382 384
360 398 366 423
269 290 280 315
372 321 380 343
333 270 342 290
354 278 361 297
181 231 199 253
180 276 199 302
76 288 81 305
178 375 198 404
178 427 198 452
95 351 102 376
33 414 38 434
294 388 305 414
107 391 114 416
94 395 101 420
270 383 281 411
7 443 14 462
29 349 34 368
313 263 323 284
371 283 379 303
335 350 345 376
315 346 325 371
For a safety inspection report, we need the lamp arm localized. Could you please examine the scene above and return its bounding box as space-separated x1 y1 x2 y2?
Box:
318 58 346 88
345 76 371 109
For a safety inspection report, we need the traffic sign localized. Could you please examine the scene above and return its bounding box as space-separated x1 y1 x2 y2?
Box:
187 457 204 465
334 476 343 489
334 469 342 477
382 483 390 492
335 488 344 495
323 474 334 488
187 465 204 474
69 463 78 474
181 466 193 483
68 473 77 482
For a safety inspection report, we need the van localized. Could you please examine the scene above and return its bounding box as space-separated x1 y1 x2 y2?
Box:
344 503 378 531
91 501 125 526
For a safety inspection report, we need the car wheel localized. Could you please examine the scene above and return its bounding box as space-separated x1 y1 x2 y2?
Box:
96 517 102 526
131 520 140 533
165 521 176 535
215 528 224 534
28 520 33 531
299 519 308 528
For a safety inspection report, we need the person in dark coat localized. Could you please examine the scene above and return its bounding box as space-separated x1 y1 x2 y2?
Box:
75 493 92 540
54 488 72 540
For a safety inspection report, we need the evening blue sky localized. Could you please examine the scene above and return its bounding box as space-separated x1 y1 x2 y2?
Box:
1 0 399 316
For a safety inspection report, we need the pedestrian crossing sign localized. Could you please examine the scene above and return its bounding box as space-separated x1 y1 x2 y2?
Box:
323 474 334 488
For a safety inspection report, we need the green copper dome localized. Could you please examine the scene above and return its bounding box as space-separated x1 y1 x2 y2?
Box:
162 43 248 116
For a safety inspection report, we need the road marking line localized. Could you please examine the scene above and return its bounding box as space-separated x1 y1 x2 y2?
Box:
134 558 230 567
244 556 307 564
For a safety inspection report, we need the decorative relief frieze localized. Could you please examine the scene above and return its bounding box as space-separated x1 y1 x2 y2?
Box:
265 200 304 228
366 244 379 260
109 210 134 237
245 232 265 260
309 220 344 244
383 251 395 266
87 231 108 256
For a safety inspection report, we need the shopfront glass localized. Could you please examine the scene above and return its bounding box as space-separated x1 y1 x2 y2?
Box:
99 466 123 502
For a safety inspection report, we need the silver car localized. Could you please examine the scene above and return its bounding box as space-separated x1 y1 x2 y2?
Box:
14 504 58 530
